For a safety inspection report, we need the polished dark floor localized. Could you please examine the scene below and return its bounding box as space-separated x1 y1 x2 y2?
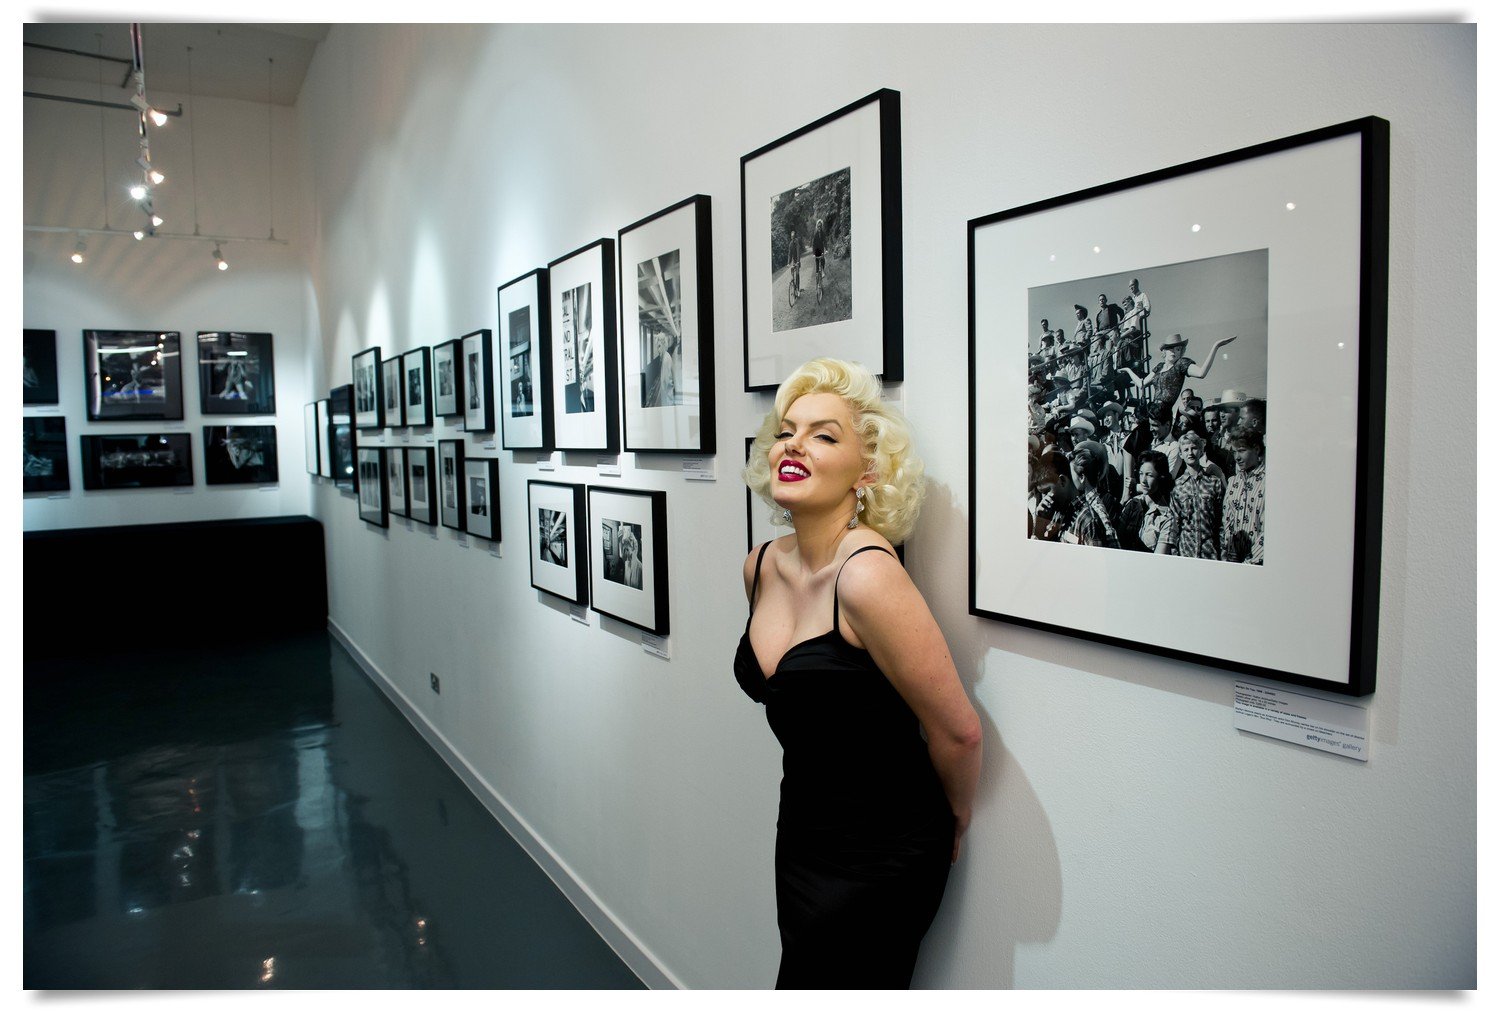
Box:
23 634 645 989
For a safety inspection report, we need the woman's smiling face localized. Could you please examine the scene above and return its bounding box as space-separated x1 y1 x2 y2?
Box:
771 391 869 513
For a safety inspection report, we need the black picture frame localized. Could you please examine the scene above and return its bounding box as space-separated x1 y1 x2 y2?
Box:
497 269 553 450
84 330 184 420
403 347 433 428
406 446 436 526
23 416 69 492
432 337 465 419
196 331 275 415
967 116 1389 697
382 356 406 428
203 425 279 485
329 384 355 491
587 486 668 635
23 329 59 405
740 88 903 391
438 439 466 531
463 456 501 541
305 402 321 475
462 329 496 434
744 436 783 553
528 480 588 605
386 446 409 518
80 432 193 489
547 239 618 452
352 347 383 430
355 445 388 527
619 195 716 454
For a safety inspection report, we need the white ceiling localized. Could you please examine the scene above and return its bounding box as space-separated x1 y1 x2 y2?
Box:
23 23 329 106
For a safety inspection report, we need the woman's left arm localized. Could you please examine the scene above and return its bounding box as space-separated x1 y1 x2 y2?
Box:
838 550 983 862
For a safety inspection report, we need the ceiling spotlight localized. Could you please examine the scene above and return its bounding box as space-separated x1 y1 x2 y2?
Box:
152 215 164 228
212 245 228 271
148 170 165 185
70 238 86 265
149 109 169 127
129 184 148 200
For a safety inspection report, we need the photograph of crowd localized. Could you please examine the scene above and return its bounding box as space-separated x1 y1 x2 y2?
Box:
1026 249 1269 564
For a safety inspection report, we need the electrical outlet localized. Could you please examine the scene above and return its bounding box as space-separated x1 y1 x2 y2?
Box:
430 672 440 694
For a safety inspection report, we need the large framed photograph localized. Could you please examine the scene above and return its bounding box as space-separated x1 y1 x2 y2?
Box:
203 425 278 485
356 445 388 527
619 195 716 454
403 348 433 428
329 384 354 490
197 331 275 415
382 356 406 428
528 481 588 604
304 402 321 475
437 439 466 531
587 486 668 635
84 330 184 420
432 337 464 419
548 239 618 452
740 89 902 391
497 269 551 450
24 417 69 492
80 432 193 489
406 446 436 526
464 456 501 541
24 329 59 405
386 446 409 518
352 347 383 430
462 329 496 433
969 117 1388 696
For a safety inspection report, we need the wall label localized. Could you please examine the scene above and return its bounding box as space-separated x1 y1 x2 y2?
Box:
1233 681 1369 761
681 458 714 481
596 456 621 477
641 633 670 659
569 603 589 625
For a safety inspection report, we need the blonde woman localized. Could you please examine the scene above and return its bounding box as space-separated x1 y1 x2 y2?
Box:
736 358 982 988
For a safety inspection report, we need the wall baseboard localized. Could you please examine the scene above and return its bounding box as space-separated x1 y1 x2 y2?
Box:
328 620 680 990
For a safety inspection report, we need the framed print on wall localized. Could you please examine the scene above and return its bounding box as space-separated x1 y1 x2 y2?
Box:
462 329 496 433
330 384 355 490
23 417 69 493
968 116 1389 696
587 486 668 635
305 402 321 475
23 329 59 405
382 356 406 428
528 480 588 604
403 347 433 428
464 456 501 541
316 399 332 478
438 439 466 531
432 337 464 418
352 347 383 430
497 269 552 450
355 445 388 527
80 432 193 490
386 446 409 518
619 195 716 454
197 331 275 415
548 239 618 452
406 446 437 525
203 425 279 485
84 330 184 420
740 88 903 391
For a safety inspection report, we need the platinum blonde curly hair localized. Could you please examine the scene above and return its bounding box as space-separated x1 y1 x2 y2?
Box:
743 358 927 545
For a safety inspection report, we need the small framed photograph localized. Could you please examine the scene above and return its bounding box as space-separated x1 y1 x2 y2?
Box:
740 88 903 391
329 384 355 490
528 480 588 604
403 347 433 428
203 425 278 485
304 402 320 474
315 399 332 478
432 337 465 418
382 356 406 428
438 439 466 531
497 269 552 449
80 432 193 489
386 446 409 518
619 195 716 454
548 239 618 452
84 330 184 420
464 456 501 541
23 329 59 405
462 329 496 433
197 331 275 415
355 445 388 526
23 417 69 492
406 446 436 525
587 486 668 635
352 347 383 429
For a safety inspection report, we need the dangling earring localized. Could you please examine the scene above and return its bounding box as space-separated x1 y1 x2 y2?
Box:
848 487 865 529
781 508 792 523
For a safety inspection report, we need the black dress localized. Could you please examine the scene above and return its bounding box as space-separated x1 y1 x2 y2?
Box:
734 543 954 988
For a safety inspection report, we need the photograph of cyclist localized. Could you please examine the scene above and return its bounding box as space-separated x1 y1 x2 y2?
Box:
768 166 853 333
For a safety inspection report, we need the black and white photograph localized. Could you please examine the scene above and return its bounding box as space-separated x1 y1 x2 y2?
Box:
316 400 333 478
528 481 587 603
548 240 617 451
432 337 464 418
355 446 388 526
403 347 432 428
509 308 535 417
498 269 551 450
84 330 184 420
741 89 902 390
352 347 383 429
197 331 275 415
438 439 465 531
382 356 405 428
587 486 668 634
462 329 495 433
406 446 435 525
330 384 354 490
619 195 716 454
463 456 500 541
305 402 321 475
80 432 193 490
970 117 1388 695
203 425 279 485
23 416 69 493
387 446 408 518
23 328 59 405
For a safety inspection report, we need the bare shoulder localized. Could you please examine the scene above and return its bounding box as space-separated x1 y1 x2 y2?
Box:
835 534 913 604
743 535 793 600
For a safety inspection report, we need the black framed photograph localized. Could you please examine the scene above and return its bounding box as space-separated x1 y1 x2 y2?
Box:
619 195 716 454
464 456 501 541
382 356 405 428
745 436 784 553
197 331 275 415
80 432 193 490
432 337 464 419
304 402 321 475
315 400 332 478
462 329 496 434
203 425 279 485
497 269 551 449
968 117 1389 696
355 445 388 527
587 486 668 635
547 239 618 452
352 347 383 430
84 330 184 420
329 384 355 491
23 329 59 405
438 439 466 531
740 89 902 391
528 480 588 604
406 446 436 526
23 417 69 492
386 446 408 518
403 348 432 428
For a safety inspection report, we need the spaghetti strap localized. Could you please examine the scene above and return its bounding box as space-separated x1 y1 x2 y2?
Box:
748 541 773 615
833 545 895 636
